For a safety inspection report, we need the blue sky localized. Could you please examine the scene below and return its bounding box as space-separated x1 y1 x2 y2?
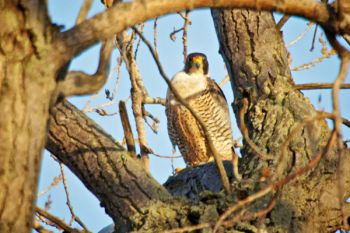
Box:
36 1 350 232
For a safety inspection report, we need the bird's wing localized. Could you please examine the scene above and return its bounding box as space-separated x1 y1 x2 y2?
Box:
165 90 179 149
207 78 229 112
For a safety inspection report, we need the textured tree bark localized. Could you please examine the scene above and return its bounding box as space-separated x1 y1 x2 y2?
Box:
0 1 59 232
46 100 171 231
211 9 350 232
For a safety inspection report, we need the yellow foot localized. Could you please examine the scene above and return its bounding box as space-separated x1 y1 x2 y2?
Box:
175 167 185 174
207 156 215 162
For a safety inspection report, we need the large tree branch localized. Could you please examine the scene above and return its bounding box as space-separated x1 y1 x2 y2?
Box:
53 0 349 63
56 39 114 97
46 100 170 231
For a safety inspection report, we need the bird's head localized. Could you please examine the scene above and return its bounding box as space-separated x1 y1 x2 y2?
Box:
184 53 209 75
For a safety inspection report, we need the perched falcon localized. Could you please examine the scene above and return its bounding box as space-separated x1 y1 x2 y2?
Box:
166 53 240 178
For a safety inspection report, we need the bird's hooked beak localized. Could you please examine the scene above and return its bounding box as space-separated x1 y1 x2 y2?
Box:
194 62 201 69
193 57 201 69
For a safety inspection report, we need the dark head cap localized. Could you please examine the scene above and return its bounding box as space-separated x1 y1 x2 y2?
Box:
184 53 209 75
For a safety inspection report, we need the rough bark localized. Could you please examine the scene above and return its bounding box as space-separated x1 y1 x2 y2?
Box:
0 1 59 232
46 100 171 231
211 9 350 232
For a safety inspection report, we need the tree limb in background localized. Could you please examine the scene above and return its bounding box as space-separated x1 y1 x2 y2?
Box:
57 39 114 97
54 0 346 64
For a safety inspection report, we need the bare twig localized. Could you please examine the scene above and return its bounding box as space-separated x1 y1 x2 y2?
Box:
310 24 318 51
133 26 233 193
59 163 90 232
83 100 118 113
343 35 350 45
219 75 230 87
35 207 82 233
182 10 190 63
82 94 99 112
169 27 184 41
134 24 145 59
37 175 62 197
153 18 159 58
149 150 182 159
295 83 350 90
291 49 336 71
142 106 160 133
287 22 313 47
33 220 54 233
276 14 290 29
143 96 166 105
119 101 137 159
76 0 93 25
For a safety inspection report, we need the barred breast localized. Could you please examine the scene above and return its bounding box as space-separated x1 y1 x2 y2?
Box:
165 74 234 166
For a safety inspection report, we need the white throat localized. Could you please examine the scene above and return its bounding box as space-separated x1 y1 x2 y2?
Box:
170 71 208 101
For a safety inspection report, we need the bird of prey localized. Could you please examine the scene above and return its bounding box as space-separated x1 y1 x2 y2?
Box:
165 52 240 179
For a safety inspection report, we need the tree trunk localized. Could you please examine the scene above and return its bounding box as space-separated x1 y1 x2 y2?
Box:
0 1 59 232
211 9 350 232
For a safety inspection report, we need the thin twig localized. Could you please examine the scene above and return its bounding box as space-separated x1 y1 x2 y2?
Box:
153 18 159 58
149 150 182 159
169 27 184 41
76 0 93 25
310 24 318 51
134 24 145 59
291 49 336 71
37 175 62 197
182 10 190 63
287 22 313 47
295 83 350 90
276 14 290 29
142 105 160 133
219 75 230 87
33 220 54 233
143 96 166 105
59 163 91 232
109 56 124 101
82 94 98 112
132 26 233 193
35 207 82 233
83 100 118 113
